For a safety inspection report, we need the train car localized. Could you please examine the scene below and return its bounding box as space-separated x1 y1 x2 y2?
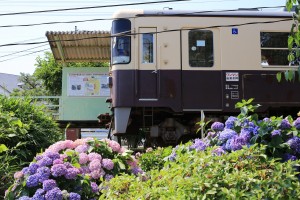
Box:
107 8 300 146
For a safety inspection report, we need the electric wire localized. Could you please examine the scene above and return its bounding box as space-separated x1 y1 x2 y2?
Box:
0 18 292 48
0 0 189 16
0 44 48 58
0 6 287 28
0 48 49 63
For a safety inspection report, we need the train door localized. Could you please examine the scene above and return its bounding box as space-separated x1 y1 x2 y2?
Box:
138 28 158 100
181 29 222 111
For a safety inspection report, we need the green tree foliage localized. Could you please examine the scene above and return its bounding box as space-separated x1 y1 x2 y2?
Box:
0 96 63 198
277 1 300 81
34 52 109 96
10 73 48 97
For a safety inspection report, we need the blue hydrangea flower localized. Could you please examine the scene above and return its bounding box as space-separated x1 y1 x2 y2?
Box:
167 152 177 161
69 192 81 200
26 174 40 187
271 130 281 137
45 187 63 200
293 117 300 130
211 122 224 132
280 119 292 130
218 129 237 144
240 128 252 142
189 139 208 151
225 116 237 129
43 179 57 191
28 163 39 175
287 136 300 154
44 152 60 161
22 167 30 175
37 157 53 167
32 188 45 200
229 136 247 151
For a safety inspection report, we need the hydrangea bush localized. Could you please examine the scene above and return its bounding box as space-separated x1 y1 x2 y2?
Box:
5 138 143 200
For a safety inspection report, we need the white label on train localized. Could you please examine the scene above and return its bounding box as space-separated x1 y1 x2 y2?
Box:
226 72 239 82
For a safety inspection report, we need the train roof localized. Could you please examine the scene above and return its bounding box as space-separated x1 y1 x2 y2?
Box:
113 9 294 19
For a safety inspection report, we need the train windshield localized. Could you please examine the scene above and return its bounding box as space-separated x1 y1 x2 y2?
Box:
111 19 131 64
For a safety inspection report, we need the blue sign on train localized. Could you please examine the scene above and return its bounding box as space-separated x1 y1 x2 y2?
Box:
232 28 238 35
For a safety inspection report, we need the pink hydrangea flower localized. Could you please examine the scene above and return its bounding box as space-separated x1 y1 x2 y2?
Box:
14 171 24 179
75 144 90 153
108 140 121 152
79 153 89 164
102 159 114 170
53 159 63 165
90 168 105 179
88 153 102 162
89 159 102 171
127 157 138 168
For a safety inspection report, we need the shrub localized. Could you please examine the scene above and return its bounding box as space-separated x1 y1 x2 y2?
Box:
138 147 172 171
0 96 62 198
100 144 300 199
5 138 143 200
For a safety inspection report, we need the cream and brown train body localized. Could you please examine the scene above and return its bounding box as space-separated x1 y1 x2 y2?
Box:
108 9 300 145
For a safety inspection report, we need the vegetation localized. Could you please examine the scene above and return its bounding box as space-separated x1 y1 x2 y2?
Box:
0 96 62 199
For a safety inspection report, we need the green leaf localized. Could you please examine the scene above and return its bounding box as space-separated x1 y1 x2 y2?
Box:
0 144 8 153
276 72 282 82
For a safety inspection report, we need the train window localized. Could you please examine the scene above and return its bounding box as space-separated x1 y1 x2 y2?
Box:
189 30 214 67
111 19 131 64
142 33 154 63
260 32 291 66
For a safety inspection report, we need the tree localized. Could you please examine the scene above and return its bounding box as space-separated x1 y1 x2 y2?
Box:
10 72 48 97
34 51 109 96
277 1 300 81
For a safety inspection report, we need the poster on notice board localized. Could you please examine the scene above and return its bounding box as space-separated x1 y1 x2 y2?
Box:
67 73 109 97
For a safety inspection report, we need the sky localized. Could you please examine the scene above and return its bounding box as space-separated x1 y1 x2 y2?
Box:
0 0 287 75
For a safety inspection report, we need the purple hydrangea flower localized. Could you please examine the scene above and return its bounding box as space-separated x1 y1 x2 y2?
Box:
282 153 297 162
104 174 114 181
37 166 51 182
32 188 45 200
240 129 252 142
212 147 226 156
131 167 143 175
79 153 89 164
211 122 224 132
271 130 281 137
69 192 81 200
89 159 102 171
88 152 102 162
90 168 105 179
44 152 60 161
229 136 247 151
91 182 99 193
22 167 30 175
64 168 80 179
167 152 177 161
53 159 63 165
102 159 114 170
218 129 237 144
43 179 57 191
287 136 300 154
26 174 40 187
225 116 237 129
45 187 63 200
189 139 209 151
37 156 53 167
293 117 300 130
280 119 292 130
51 164 67 177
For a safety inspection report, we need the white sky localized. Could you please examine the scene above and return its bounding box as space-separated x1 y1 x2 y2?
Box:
0 0 287 75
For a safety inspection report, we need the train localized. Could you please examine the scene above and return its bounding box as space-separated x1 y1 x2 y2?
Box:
104 8 300 146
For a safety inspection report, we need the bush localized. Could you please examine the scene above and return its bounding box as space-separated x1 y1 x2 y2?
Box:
100 144 300 199
5 138 143 200
0 96 62 198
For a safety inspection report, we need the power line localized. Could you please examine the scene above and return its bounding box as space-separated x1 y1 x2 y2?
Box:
0 0 189 16
0 44 48 58
0 48 49 63
0 18 292 48
0 5 287 28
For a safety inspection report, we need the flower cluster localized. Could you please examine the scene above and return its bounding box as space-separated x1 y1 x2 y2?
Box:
6 138 142 200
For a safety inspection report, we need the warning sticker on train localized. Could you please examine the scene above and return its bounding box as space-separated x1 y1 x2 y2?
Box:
226 72 239 82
